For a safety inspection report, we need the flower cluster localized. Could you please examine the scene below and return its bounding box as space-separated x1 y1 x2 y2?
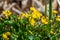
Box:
0 7 59 40
2 10 12 17
2 32 11 40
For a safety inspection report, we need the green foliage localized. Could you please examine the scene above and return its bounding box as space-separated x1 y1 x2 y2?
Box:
0 13 60 40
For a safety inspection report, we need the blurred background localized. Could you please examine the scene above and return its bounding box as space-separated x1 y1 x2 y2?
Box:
0 0 58 14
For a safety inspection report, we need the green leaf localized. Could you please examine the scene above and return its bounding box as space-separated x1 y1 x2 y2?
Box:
34 37 40 40
28 35 34 40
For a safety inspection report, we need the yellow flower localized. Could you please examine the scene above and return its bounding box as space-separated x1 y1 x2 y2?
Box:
2 10 12 17
6 32 11 36
21 12 30 18
30 7 36 12
50 20 52 23
56 15 60 21
36 12 42 19
41 16 48 24
31 12 42 19
52 10 58 14
25 13 30 18
45 22 48 24
21 12 26 17
50 30 55 35
31 12 37 18
28 30 33 34
29 17 35 26
30 7 42 19
2 34 8 39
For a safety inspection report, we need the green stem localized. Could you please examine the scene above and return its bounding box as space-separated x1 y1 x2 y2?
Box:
49 0 52 20
49 0 52 27
45 4 47 17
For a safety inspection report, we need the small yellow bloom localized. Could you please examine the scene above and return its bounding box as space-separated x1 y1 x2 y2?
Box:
28 30 32 34
50 20 52 23
21 12 26 17
25 13 30 18
29 17 35 26
52 10 58 14
41 16 48 24
45 22 48 24
2 34 8 39
31 12 42 19
56 15 60 21
21 12 30 18
30 7 36 12
2 10 12 17
6 32 11 36
30 7 42 19
31 12 37 18
36 12 42 19
50 30 55 35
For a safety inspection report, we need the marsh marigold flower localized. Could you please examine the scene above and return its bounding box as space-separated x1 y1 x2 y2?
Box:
56 15 60 21
52 10 58 14
21 12 26 17
6 32 11 36
50 30 55 35
31 12 37 18
25 13 30 18
36 12 42 19
2 10 12 17
21 12 30 18
30 7 36 12
31 10 42 19
41 16 48 24
50 20 53 23
2 34 8 39
29 17 35 26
